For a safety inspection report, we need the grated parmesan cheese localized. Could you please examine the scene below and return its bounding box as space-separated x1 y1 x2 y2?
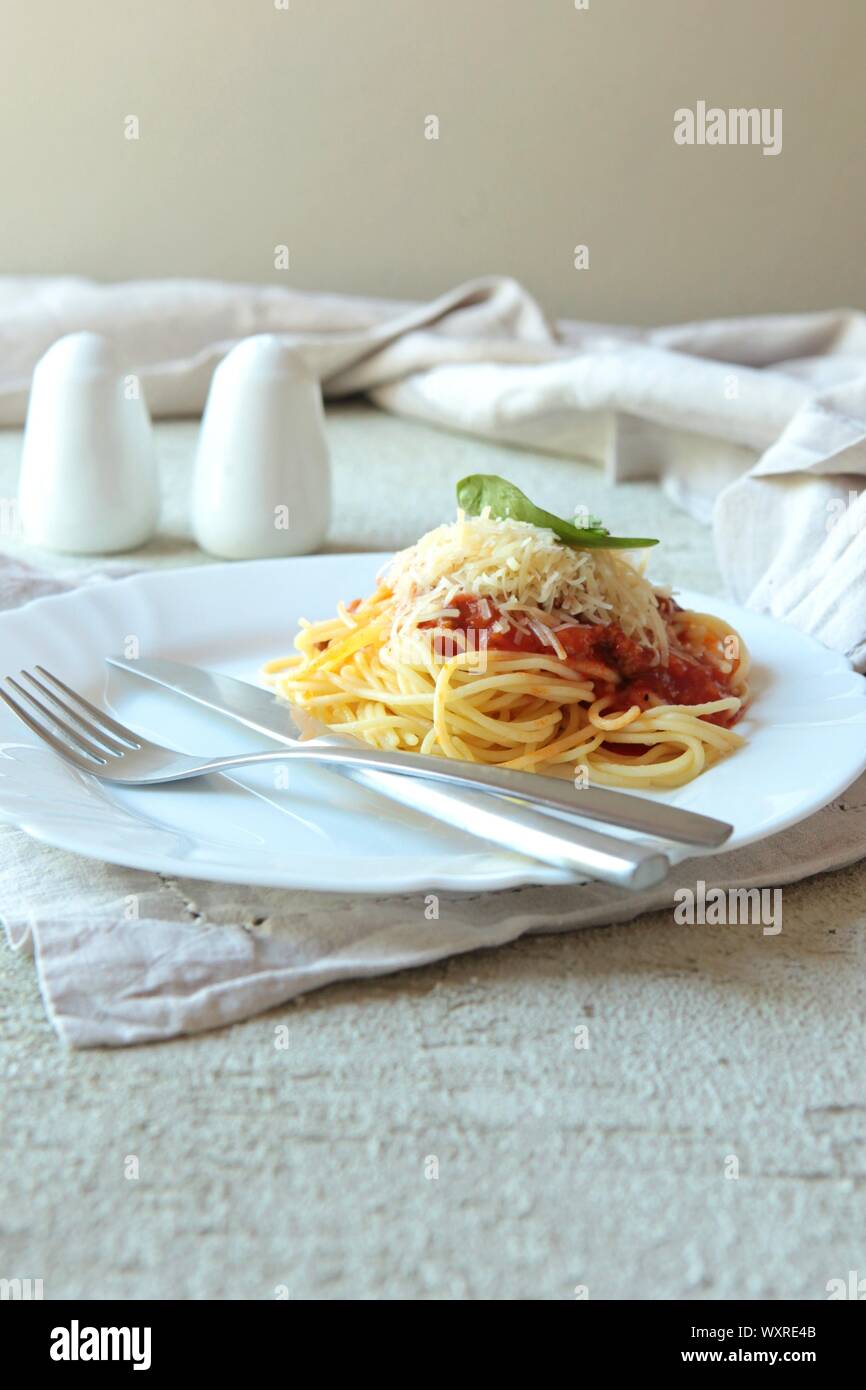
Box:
383 509 669 659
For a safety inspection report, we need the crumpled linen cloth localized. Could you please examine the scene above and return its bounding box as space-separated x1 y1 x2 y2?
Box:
1 559 865 1049
2 274 866 669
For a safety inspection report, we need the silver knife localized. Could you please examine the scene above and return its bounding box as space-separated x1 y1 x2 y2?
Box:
104 654 709 890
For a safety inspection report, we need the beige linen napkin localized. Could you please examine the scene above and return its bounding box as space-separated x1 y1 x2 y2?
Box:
1 560 865 1048
1 274 865 670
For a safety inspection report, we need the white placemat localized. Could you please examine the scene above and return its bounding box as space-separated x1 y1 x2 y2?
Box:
1 558 864 1048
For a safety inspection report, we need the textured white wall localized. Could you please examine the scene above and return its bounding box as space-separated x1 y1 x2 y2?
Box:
1 0 863 323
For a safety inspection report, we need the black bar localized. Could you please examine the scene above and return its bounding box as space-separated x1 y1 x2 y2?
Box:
6 1298 862 1371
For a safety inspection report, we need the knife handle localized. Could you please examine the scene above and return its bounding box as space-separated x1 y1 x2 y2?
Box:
337 764 669 891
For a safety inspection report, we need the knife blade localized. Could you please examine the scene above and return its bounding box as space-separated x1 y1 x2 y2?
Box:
108 655 311 747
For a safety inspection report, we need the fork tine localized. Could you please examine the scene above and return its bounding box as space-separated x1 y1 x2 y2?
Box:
4 678 113 762
34 666 141 748
0 686 107 769
19 670 130 755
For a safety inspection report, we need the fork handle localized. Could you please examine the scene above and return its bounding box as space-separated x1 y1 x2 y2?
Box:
121 741 672 886
105 743 670 889
170 740 729 848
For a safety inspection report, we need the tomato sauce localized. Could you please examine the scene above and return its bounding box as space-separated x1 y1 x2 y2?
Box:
423 594 740 728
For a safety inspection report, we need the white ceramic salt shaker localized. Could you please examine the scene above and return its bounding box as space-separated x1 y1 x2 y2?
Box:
191 336 330 560
18 331 160 554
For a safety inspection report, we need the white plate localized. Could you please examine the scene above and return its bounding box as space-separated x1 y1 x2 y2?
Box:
0 555 865 894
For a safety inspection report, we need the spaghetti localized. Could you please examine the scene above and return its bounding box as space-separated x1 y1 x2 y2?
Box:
263 509 749 790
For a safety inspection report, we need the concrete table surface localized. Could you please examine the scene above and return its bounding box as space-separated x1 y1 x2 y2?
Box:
1 405 864 1301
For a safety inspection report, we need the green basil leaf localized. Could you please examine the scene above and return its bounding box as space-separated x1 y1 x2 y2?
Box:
456 475 658 549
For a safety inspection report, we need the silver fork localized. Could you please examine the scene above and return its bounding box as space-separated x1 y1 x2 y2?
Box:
0 665 728 891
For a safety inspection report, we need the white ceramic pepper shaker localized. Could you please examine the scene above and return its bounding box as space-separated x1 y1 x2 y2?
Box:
191 336 330 560
18 331 160 554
